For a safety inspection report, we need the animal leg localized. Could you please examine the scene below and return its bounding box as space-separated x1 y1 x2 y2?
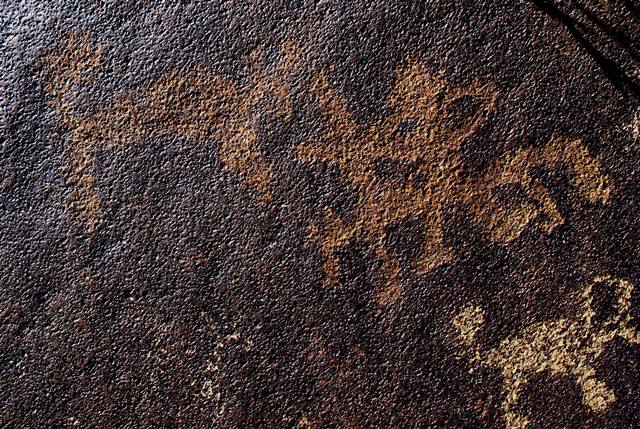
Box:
576 366 616 412
500 376 530 429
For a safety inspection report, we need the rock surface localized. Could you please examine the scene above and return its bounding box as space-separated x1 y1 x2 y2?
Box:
2 1 640 428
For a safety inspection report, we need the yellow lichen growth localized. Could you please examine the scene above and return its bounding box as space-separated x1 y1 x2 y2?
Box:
453 276 639 429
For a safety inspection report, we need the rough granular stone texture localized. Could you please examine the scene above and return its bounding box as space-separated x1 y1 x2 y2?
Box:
2 1 640 428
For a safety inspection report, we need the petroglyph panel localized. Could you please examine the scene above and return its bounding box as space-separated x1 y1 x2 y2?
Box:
4 2 640 428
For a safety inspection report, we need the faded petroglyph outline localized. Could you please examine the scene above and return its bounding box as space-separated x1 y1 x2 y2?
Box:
453 276 639 429
42 32 104 235
296 61 610 305
193 312 255 422
627 107 640 142
41 34 302 235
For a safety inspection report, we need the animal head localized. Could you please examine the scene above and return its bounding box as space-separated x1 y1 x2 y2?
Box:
580 275 636 338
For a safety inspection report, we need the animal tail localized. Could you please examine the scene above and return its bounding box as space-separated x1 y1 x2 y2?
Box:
452 304 485 369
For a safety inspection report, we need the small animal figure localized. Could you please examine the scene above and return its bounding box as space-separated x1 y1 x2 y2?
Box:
453 276 639 429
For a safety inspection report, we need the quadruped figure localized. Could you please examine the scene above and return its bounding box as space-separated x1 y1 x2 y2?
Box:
453 276 639 429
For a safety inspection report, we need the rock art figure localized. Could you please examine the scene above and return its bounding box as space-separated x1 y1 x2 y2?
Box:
42 34 610 302
453 276 639 429
42 33 298 234
297 61 610 304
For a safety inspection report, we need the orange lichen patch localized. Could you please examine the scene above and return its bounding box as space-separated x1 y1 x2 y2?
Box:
297 60 611 305
453 276 639 429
